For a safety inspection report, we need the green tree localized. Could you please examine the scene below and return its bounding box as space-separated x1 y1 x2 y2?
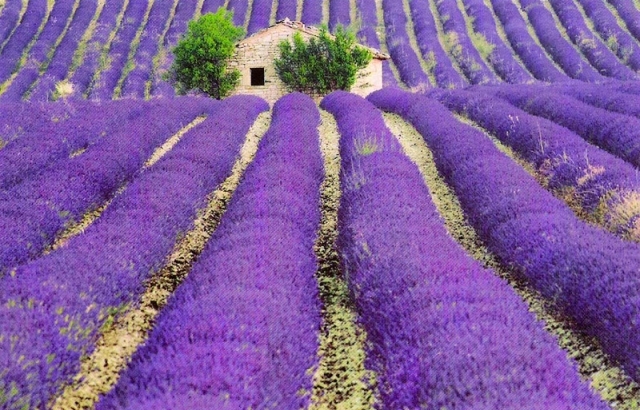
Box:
167 9 244 99
274 25 372 95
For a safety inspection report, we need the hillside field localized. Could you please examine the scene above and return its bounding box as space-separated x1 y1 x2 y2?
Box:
2 0 640 409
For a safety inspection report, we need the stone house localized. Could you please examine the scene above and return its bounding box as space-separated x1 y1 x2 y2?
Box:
227 18 389 103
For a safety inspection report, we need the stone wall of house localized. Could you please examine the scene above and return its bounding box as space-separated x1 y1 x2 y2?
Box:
228 25 384 103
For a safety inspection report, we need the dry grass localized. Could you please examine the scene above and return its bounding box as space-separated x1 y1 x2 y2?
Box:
383 111 640 409
51 111 272 410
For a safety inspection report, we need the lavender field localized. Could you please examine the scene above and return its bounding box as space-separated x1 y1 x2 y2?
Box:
2 0 640 408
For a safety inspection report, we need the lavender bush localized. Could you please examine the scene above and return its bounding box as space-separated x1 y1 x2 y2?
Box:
0 95 267 409
301 0 322 25
119 0 175 98
576 0 640 72
247 0 273 35
276 0 298 21
370 87 640 385
547 82 640 117
330 0 351 32
201 0 226 14
150 0 200 98
322 90 604 409
97 93 320 409
0 0 23 48
606 0 640 44
0 100 147 190
0 101 78 145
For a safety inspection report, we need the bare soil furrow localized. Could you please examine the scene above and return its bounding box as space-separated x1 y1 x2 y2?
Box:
310 110 376 410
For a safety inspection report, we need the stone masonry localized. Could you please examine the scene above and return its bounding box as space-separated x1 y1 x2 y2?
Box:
227 19 388 103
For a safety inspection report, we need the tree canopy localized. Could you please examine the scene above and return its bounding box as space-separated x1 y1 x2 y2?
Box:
274 25 373 95
167 9 244 99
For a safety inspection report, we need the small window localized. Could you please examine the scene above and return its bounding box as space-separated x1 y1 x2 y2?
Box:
250 68 265 86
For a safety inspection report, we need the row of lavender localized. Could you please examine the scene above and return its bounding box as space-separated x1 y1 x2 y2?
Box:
0 95 267 408
370 87 640 389
98 93 323 409
0 97 215 276
322 91 604 408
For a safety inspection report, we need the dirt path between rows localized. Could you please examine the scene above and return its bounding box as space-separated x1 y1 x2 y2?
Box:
309 110 376 410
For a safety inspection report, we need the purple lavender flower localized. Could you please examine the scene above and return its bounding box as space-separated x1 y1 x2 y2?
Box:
322 90 605 408
96 93 320 409
0 95 268 409
369 87 640 385
490 0 568 82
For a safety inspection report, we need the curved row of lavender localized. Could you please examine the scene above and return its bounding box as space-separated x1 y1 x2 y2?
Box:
0 99 147 191
228 0 249 26
330 0 351 31
322 90 604 409
247 0 274 35
149 0 201 98
461 0 533 83
485 85 640 169
554 82 640 117
370 87 640 385
435 0 498 84
0 0 91 101
301 0 322 25
546 0 637 79
606 0 640 44
490 0 568 81
97 93 322 409
0 98 215 276
28 0 100 101
382 0 431 88
0 0 22 47
406 0 468 87
438 88 640 237
0 95 267 409
576 0 640 72
355 0 399 87
275 0 297 21
0 0 47 85
519 0 603 81
89 0 151 100
119 0 176 98
67 0 127 99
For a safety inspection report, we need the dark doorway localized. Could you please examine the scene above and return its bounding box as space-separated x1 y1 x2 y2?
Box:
250 68 265 86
